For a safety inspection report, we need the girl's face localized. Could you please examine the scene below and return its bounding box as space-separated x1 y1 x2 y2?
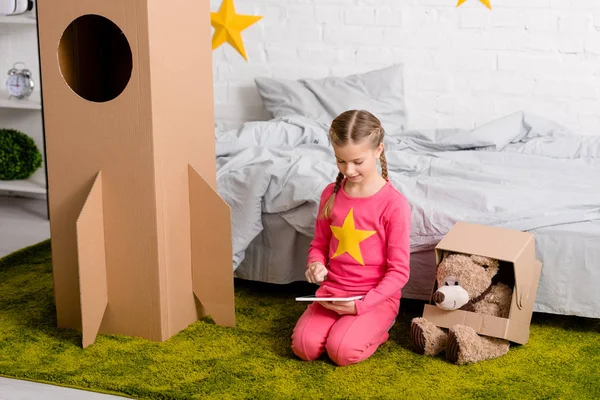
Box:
332 140 383 184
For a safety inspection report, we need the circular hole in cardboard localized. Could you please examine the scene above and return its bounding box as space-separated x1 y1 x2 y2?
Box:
58 14 132 102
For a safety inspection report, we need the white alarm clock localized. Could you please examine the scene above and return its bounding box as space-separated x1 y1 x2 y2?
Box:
0 0 33 16
6 62 35 100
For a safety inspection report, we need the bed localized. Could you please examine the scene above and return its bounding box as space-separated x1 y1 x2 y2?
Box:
234 214 600 319
215 64 600 320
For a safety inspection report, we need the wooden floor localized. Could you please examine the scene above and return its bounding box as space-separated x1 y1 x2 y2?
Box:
0 377 128 399
0 196 129 399
0 195 49 256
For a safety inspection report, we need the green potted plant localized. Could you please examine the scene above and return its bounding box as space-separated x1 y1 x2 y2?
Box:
0 128 43 180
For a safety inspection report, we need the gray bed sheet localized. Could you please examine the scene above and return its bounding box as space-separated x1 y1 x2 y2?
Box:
234 213 310 284
235 214 600 319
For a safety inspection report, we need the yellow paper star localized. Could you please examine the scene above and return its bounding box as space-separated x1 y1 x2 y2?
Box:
211 0 263 61
457 0 492 10
330 208 376 266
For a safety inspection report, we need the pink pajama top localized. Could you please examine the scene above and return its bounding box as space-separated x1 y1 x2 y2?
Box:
307 179 411 315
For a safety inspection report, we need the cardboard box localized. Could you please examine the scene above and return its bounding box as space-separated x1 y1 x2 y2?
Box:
422 221 542 344
37 0 234 347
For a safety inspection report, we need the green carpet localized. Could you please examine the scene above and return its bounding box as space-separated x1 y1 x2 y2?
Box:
1 240 599 400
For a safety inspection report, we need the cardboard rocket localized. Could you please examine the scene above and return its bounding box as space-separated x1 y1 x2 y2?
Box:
36 0 235 347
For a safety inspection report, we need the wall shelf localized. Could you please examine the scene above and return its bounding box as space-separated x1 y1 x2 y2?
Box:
0 12 36 25
0 178 46 195
0 89 42 110
0 10 46 199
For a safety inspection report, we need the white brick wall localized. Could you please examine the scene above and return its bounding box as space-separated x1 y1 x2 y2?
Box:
211 0 600 135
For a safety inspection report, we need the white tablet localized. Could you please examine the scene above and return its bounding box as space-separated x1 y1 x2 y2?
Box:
295 295 364 302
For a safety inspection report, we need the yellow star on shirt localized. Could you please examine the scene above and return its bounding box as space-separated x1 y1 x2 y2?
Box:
211 0 263 61
457 0 492 10
330 208 376 266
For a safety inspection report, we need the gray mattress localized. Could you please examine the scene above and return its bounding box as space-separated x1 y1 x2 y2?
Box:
234 213 600 319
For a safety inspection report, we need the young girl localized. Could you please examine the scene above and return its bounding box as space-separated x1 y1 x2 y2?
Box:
291 109 411 366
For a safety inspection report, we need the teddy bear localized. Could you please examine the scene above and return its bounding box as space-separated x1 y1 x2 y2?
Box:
410 252 514 365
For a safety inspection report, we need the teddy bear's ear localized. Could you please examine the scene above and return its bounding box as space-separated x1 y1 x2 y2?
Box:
470 255 499 269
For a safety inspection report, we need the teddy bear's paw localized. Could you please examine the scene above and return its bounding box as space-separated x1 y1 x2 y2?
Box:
410 318 447 356
447 325 480 364
410 319 427 354
446 327 463 364
447 325 510 365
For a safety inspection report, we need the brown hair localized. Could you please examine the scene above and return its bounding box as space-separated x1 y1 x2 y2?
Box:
320 110 388 219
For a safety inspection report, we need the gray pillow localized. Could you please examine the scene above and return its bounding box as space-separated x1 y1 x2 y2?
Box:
254 64 407 134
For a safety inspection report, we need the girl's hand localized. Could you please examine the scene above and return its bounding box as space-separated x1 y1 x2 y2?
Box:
305 262 328 284
318 300 357 315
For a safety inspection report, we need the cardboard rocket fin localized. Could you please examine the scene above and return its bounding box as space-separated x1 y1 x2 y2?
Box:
188 164 235 327
75 171 108 348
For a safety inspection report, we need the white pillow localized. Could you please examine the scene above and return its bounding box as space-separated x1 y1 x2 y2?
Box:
254 64 407 135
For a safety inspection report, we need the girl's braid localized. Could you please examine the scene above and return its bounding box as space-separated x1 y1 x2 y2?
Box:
380 150 388 181
333 171 344 193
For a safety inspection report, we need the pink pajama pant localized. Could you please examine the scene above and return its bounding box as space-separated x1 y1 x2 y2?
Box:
291 285 400 366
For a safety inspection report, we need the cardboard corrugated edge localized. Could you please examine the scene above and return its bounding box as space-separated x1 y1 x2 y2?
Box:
189 165 235 327
422 221 542 345
75 171 108 348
